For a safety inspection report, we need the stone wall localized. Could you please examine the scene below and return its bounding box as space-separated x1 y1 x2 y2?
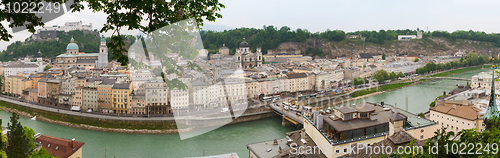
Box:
0 105 276 134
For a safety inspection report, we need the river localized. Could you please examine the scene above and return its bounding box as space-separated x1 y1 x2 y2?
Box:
0 68 491 158
334 68 491 114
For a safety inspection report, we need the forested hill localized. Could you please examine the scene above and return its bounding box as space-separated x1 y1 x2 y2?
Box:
0 30 101 61
0 30 137 62
200 26 500 56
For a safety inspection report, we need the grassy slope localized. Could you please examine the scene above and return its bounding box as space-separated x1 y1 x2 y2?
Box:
430 65 488 77
0 101 180 130
351 82 414 98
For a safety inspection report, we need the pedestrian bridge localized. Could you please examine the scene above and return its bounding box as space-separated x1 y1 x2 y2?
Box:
431 77 471 81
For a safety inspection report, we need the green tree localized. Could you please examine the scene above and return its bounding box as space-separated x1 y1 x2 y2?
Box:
262 56 265 64
373 70 389 83
397 72 404 78
382 53 386 60
30 148 56 158
6 113 33 158
429 95 442 107
43 65 51 71
389 72 397 80
414 58 419 62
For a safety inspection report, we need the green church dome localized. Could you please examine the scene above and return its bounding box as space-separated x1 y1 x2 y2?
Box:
67 37 79 50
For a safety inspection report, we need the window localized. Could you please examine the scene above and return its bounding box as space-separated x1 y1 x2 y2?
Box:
420 135 424 139
360 113 368 118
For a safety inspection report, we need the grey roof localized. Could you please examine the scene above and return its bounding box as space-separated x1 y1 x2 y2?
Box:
287 73 308 79
87 77 103 83
132 95 146 101
112 83 130 89
334 106 359 114
325 103 408 132
76 59 97 63
100 78 117 85
342 131 425 158
38 78 48 82
384 104 437 129
24 88 38 92
246 138 290 158
47 79 61 83
3 62 38 68
191 79 210 87
359 53 373 59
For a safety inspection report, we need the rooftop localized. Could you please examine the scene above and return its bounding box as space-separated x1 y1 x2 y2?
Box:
35 135 85 158
246 138 290 158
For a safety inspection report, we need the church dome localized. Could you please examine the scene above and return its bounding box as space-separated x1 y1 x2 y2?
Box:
101 35 106 43
66 43 79 50
66 37 79 50
239 38 249 48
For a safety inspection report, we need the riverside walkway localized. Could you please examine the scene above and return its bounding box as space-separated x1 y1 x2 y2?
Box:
0 95 267 121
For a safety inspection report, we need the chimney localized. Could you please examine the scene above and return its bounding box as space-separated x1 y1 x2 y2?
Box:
71 138 75 148
443 91 446 96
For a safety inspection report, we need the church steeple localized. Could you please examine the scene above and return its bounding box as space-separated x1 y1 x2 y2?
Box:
484 58 499 130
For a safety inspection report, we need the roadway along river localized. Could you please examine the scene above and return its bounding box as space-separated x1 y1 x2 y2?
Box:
0 68 491 158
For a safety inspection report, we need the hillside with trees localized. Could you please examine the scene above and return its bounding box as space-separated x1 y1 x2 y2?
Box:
200 26 500 58
0 30 136 62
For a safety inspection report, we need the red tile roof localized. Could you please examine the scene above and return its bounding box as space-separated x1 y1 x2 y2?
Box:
35 135 85 158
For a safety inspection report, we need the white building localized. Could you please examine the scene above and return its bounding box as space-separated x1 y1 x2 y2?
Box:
379 61 423 74
471 71 499 90
397 30 422 41
315 71 331 90
145 77 169 114
170 87 189 110
2 62 42 77
190 79 210 108
37 21 93 33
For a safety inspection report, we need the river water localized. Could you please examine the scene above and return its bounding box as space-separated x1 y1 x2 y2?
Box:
334 68 491 114
0 68 491 158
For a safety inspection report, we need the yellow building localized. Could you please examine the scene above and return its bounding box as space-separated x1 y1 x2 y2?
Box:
4 75 30 97
98 79 116 112
112 83 132 114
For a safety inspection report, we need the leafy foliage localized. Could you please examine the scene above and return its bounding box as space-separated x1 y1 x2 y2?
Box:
416 52 489 74
373 70 389 83
1 30 100 61
6 113 33 158
43 65 51 71
352 77 368 86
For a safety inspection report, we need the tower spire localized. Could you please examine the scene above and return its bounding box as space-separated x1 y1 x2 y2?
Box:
484 57 499 130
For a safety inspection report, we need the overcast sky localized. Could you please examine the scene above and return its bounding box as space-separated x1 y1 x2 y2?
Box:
1 0 499 51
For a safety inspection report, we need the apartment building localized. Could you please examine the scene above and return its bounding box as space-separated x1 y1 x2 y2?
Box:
145 77 169 114
112 83 132 114
287 73 308 93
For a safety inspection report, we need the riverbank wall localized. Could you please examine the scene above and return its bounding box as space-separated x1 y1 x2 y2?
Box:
0 99 277 134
